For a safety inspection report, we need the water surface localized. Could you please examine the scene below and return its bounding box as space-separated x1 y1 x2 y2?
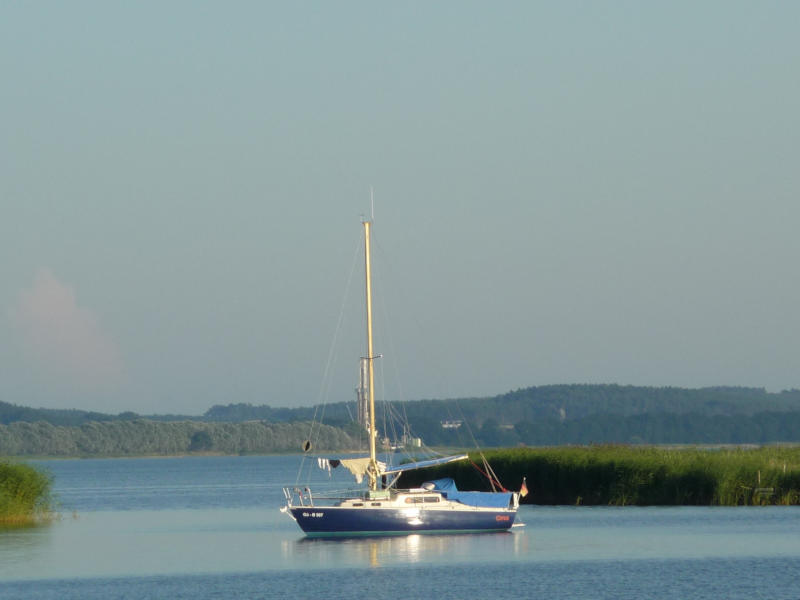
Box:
1 455 798 599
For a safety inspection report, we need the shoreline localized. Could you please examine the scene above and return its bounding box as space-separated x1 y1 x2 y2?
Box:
14 442 800 462
15 448 374 461
12 445 800 507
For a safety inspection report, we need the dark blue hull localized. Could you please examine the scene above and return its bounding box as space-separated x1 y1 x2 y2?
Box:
289 506 516 536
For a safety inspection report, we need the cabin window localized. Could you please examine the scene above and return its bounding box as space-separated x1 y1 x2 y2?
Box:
371 502 382 506
404 496 440 504
352 502 363 507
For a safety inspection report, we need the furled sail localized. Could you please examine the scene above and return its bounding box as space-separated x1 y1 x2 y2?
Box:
381 454 469 475
315 454 467 482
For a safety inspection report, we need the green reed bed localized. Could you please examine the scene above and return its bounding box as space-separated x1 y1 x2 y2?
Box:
402 446 800 506
0 460 53 525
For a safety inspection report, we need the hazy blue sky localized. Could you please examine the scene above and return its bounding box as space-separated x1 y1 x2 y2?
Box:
2 2 798 414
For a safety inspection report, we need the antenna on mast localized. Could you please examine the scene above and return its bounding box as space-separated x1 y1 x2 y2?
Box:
370 186 374 221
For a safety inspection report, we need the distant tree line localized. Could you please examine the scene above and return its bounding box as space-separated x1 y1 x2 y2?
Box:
4 385 800 456
0 420 357 457
202 385 800 447
5 385 800 429
477 411 800 447
0 401 199 427
203 385 800 426
395 411 800 447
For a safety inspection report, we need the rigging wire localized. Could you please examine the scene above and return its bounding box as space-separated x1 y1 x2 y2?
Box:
371 235 446 465
370 233 507 490
296 232 362 486
295 222 508 493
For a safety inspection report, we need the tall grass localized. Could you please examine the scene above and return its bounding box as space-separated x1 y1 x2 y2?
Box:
0 460 53 525
401 446 800 506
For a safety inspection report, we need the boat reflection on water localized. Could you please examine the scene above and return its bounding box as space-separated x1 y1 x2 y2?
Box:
282 530 529 569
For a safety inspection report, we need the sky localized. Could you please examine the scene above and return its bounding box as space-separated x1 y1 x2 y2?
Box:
2 2 799 415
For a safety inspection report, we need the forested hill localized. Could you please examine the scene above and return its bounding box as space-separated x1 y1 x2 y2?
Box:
5 385 800 428
0 420 357 457
0 401 194 427
202 385 800 447
5 385 800 455
204 385 800 425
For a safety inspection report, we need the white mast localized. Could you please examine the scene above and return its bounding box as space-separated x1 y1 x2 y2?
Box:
363 218 378 491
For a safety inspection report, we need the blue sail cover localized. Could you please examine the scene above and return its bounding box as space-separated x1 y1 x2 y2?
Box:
424 477 513 509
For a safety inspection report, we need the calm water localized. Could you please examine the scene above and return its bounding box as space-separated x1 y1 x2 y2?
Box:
1 455 800 599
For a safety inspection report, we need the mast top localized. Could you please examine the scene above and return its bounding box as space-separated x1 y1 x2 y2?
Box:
361 187 375 224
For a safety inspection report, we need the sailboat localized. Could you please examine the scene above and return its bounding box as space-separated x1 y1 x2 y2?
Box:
281 218 520 536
